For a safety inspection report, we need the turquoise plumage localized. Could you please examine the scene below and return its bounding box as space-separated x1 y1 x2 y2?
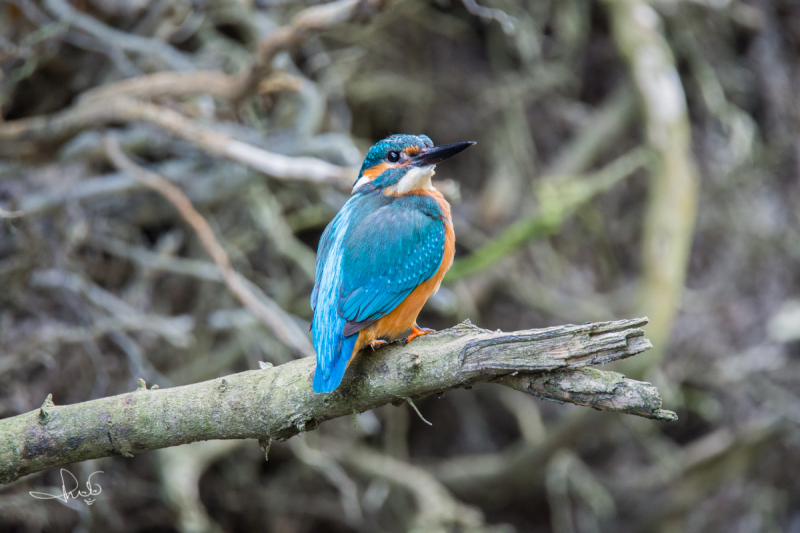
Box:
311 134 474 393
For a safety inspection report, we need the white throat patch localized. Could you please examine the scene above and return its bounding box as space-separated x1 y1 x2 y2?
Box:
387 165 436 195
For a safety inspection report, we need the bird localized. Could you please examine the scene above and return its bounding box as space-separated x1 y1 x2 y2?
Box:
310 134 475 393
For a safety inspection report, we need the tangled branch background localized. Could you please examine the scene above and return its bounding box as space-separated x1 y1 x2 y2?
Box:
1 0 799 531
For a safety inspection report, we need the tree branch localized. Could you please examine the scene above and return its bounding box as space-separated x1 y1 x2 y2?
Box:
231 0 388 102
104 135 315 359
0 98 354 187
42 0 194 72
609 0 700 375
0 317 675 484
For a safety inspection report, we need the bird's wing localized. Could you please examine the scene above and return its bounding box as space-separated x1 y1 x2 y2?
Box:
337 201 445 334
310 217 336 312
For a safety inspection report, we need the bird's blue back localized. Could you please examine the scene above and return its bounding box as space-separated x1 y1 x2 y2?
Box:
311 191 447 392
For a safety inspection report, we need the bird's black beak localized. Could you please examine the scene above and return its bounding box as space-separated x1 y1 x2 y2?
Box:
411 141 476 166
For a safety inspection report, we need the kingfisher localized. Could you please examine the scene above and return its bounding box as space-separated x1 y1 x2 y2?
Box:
311 134 475 393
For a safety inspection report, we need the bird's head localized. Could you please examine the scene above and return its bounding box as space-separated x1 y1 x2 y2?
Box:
352 134 475 195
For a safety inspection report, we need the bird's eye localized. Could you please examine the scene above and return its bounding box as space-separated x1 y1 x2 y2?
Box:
387 151 400 163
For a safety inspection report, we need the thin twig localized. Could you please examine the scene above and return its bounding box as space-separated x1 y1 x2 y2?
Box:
42 0 194 71
460 0 517 35
405 397 433 426
327 439 486 530
104 135 315 358
232 0 387 101
290 438 363 525
78 71 238 103
0 98 354 187
0 207 23 218
78 71 302 104
30 269 194 347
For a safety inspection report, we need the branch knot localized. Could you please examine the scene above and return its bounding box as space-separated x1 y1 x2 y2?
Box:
38 394 55 425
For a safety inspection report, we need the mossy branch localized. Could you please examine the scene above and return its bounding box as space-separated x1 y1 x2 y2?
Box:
0 317 675 484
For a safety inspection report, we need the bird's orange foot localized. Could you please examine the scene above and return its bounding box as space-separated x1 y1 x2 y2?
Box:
369 339 388 351
405 325 435 344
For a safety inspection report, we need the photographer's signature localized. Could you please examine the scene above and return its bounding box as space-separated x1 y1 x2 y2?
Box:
29 469 103 505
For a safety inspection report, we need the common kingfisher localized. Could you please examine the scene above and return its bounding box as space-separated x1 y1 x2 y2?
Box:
311 134 475 393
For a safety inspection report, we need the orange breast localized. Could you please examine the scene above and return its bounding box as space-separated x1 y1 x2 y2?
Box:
352 189 454 356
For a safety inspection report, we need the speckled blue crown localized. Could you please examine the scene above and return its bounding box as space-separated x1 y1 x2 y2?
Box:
357 134 434 181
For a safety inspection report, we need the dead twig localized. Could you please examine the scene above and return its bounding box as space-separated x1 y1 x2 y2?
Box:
78 71 238 103
0 98 353 187
0 207 23 218
42 0 194 71
104 135 314 358
29 269 194 347
327 439 488 532
78 71 303 104
460 0 517 35
232 0 388 101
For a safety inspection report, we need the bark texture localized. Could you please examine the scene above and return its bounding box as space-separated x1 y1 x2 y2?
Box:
0 317 673 484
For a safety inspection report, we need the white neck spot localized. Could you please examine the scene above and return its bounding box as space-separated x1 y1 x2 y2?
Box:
352 175 372 193
387 165 436 195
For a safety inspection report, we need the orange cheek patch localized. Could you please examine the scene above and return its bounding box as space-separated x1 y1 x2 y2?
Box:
403 146 421 157
361 162 394 181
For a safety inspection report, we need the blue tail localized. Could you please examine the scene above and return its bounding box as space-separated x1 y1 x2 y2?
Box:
310 204 359 393
313 331 358 393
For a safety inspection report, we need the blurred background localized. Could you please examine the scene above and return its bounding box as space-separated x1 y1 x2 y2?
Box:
1 0 799 531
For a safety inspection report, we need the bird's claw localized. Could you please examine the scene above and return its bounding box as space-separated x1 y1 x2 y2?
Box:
370 339 388 351
405 326 435 344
